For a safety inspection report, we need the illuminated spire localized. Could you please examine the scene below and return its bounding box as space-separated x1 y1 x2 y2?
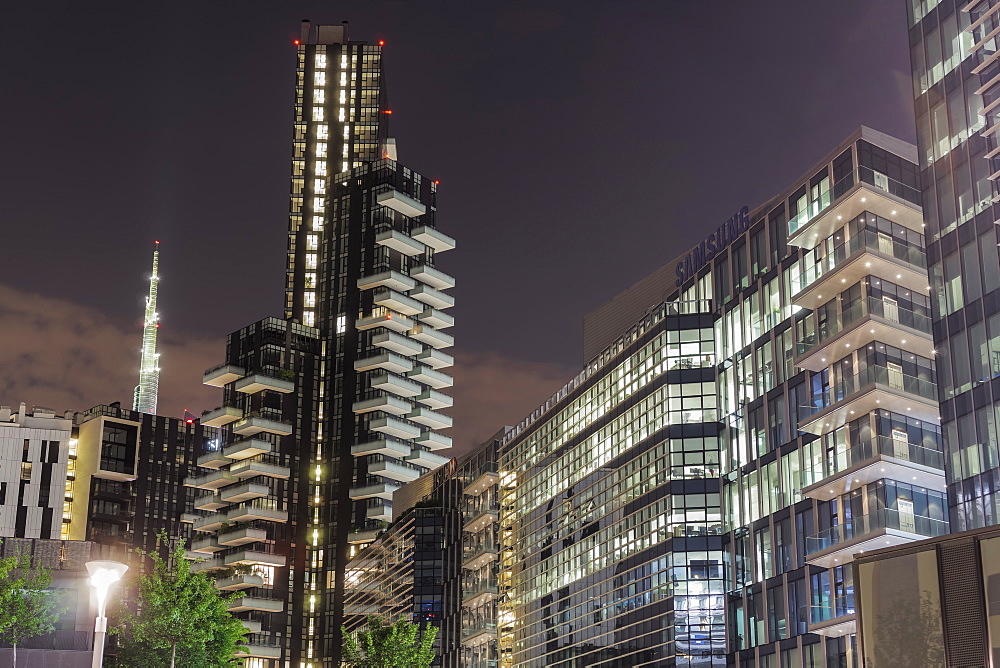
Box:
133 242 160 414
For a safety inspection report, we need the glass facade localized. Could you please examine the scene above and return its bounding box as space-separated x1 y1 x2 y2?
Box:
907 0 1000 530
499 305 726 667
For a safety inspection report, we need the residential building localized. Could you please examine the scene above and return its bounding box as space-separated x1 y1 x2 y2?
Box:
341 436 498 668
905 0 1000 530
185 20 455 666
854 524 1000 666
0 404 74 540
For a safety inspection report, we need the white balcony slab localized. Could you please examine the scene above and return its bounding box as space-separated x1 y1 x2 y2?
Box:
406 448 451 469
197 450 231 470
410 324 454 350
224 550 287 568
366 502 393 521
416 348 454 369
369 414 422 439
219 482 271 503
407 365 453 389
203 364 245 387
409 284 454 310
228 459 290 480
354 352 414 374
349 481 402 500
352 393 412 416
217 527 268 547
411 226 455 253
368 459 422 482
409 264 455 290
227 596 284 613
417 431 452 451
415 389 453 409
351 438 412 458
416 308 454 329
357 270 416 292
201 406 243 427
235 374 295 394
194 492 227 511
216 573 264 591
376 229 425 256
357 311 414 333
407 406 453 430
373 289 424 316
370 372 423 398
372 331 423 356
223 438 273 460
232 416 293 437
376 189 427 217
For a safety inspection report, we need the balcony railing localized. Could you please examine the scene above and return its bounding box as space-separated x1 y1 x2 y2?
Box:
801 436 945 488
797 296 933 357
814 364 937 408
805 507 948 555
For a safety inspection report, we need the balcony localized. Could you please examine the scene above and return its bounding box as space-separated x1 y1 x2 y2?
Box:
215 573 264 591
799 365 939 436
197 450 231 470
217 526 269 547
368 458 422 483
371 372 423 398
232 416 293 437
376 188 427 217
407 406 452 430
463 542 499 570
229 457 290 480
406 448 451 469
416 348 453 369
190 535 222 553
795 296 934 372
790 229 929 310
466 504 499 532
194 492 227 512
203 363 245 387
192 513 226 533
180 512 199 524
416 307 454 330
224 550 287 568
376 229 425 256
349 481 402 500
409 284 454 310
417 431 452 451
466 466 499 496
411 225 456 253
366 500 392 521
226 502 288 524
462 621 498 646
352 438 411 458
357 310 414 334
201 406 243 428
415 389 453 409
185 470 235 491
786 175 923 250
223 438 273 460
373 288 424 316
348 528 384 544
355 352 413 375
352 393 412 416
808 604 856 638
219 482 271 504
410 325 454 350
190 557 227 573
407 365 453 389
463 578 499 607
371 330 422 356
227 596 284 613
357 270 416 292
409 264 456 290
805 507 949 569
801 436 946 501
369 414 422 440
237 640 282 660
235 374 295 395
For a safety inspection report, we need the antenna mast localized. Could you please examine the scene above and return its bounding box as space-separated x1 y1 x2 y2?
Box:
133 241 160 414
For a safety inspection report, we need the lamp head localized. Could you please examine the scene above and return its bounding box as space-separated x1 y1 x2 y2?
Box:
86 560 128 618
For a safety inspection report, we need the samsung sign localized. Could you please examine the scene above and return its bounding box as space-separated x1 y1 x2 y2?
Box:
674 205 750 286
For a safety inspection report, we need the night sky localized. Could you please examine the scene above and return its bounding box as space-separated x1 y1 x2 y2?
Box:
0 1 915 454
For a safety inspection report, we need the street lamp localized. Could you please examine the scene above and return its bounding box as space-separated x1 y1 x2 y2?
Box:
86 560 128 668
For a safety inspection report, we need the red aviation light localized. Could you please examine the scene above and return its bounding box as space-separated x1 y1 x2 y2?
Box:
294 39 301 45
378 40 385 46
434 180 440 185
383 110 393 115
185 418 194 424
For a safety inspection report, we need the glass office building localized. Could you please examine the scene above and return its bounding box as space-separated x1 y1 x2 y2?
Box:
498 302 726 667
906 0 1000 530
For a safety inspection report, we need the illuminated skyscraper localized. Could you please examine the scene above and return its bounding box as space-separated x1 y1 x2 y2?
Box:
188 21 455 666
133 241 160 415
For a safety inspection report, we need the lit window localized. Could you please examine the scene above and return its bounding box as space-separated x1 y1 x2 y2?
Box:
312 106 324 121
343 125 349 138
342 162 349 173
304 291 316 307
316 54 327 69
305 253 317 269
313 89 325 104
314 178 326 194
338 108 345 122
317 124 329 139
340 72 347 86
339 90 346 103
306 235 318 250
313 197 325 212
315 161 327 176
316 142 327 157
314 71 326 86
337 315 346 333
303 311 315 326
304 272 316 288
341 55 347 68
342 143 349 157
312 215 324 230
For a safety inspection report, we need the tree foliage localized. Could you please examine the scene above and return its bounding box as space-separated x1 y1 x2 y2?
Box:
0 543 64 668
341 616 437 668
111 533 247 668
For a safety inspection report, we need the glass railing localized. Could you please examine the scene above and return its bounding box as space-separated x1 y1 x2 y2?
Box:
463 578 499 599
858 166 921 207
793 228 928 297
805 507 948 555
809 598 855 625
800 436 945 488
812 365 937 410
796 296 933 356
787 176 844 236
462 541 499 560
462 621 498 639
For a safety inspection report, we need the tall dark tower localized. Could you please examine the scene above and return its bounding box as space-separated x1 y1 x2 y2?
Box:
187 21 455 667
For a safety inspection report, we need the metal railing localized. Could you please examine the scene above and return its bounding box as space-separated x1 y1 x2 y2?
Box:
797 296 933 356
800 436 945 488
805 507 948 555
810 365 937 410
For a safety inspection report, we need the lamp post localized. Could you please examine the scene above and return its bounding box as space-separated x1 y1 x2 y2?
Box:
86 560 128 668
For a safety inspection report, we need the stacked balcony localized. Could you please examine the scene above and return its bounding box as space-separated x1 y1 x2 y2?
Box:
352 214 455 529
804 507 948 570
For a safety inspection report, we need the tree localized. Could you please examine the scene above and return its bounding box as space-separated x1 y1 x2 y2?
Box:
0 543 64 668
112 533 248 668
341 616 437 668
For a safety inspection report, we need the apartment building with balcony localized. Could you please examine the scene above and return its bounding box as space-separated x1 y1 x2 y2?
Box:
341 436 500 668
